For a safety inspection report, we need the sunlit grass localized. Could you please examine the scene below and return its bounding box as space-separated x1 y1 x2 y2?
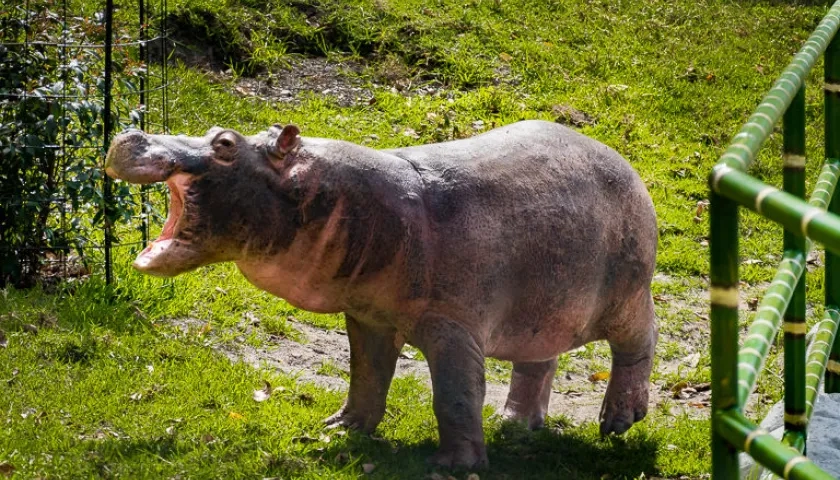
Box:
4 0 840 477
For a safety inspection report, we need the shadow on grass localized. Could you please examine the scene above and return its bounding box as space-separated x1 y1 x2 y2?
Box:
306 421 660 480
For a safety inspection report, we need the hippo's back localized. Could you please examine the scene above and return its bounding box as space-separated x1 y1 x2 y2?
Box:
388 120 657 339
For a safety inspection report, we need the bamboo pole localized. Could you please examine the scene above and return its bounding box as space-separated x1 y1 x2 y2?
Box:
783 86 808 440
710 189 740 478
826 32 840 394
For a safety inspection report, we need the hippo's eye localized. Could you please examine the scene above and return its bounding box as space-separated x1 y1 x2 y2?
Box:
212 131 238 163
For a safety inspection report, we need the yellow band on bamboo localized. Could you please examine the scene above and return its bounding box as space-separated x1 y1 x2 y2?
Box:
744 428 767 453
783 153 806 168
783 322 808 335
784 456 808 480
711 286 738 308
784 412 808 426
801 208 822 237
755 187 775 215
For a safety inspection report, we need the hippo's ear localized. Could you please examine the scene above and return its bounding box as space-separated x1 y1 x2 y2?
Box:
275 124 301 156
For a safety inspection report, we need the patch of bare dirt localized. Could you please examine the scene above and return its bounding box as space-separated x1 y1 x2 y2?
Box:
169 310 713 427
221 56 452 109
223 57 373 108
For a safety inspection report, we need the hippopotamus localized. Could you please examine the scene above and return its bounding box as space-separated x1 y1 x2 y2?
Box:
105 120 658 469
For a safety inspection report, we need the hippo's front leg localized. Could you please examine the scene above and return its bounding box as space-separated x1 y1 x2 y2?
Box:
413 315 488 469
325 315 403 432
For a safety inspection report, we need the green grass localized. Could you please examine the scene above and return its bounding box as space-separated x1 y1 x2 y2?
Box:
0 280 710 479
4 0 840 477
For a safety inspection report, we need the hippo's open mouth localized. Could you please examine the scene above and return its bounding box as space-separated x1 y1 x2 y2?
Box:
133 175 188 270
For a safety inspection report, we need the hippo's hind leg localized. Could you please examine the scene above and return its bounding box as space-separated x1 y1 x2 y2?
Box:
413 314 489 469
502 358 557 430
325 314 403 433
600 291 657 437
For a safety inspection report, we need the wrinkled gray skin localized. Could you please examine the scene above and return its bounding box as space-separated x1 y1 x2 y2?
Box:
105 120 658 469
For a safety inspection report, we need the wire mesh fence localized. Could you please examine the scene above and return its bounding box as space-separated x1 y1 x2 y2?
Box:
0 0 169 288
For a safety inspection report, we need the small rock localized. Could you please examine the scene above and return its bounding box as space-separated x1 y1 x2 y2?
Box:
362 463 375 474
23 324 38 334
279 89 292 96
472 120 485 130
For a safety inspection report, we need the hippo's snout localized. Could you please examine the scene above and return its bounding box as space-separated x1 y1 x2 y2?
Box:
105 130 183 184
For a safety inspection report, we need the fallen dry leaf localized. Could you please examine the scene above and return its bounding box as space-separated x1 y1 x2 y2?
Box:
362 463 376 474
199 323 212 336
228 411 245 420
498 52 513 62
589 371 610 382
0 462 14 477
670 381 689 394
253 380 273 402
696 200 710 217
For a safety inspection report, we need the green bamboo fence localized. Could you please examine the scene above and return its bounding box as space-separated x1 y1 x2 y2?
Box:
709 1 840 478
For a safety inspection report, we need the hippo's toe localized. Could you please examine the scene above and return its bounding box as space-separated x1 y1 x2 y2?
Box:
426 441 489 470
598 383 650 437
324 405 383 433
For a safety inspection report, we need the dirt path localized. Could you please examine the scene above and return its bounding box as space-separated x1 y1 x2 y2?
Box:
193 316 710 427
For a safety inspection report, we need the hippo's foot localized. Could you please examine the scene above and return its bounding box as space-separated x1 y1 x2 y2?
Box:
600 309 656 436
502 358 557 430
599 373 650 436
427 440 489 470
324 315 402 434
324 404 382 433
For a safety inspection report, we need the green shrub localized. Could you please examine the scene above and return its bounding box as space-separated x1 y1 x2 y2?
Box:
0 3 144 287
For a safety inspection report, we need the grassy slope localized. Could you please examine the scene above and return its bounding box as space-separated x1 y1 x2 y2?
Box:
2 0 837 478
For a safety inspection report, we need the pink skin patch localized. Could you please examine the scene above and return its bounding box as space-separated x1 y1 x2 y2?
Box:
133 174 189 271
